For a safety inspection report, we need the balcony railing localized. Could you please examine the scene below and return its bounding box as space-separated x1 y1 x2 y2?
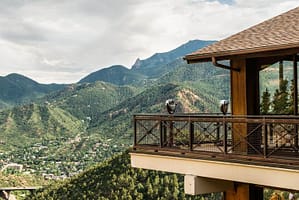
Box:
133 114 299 169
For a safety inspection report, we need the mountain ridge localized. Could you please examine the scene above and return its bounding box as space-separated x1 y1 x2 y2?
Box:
78 40 216 85
0 73 65 109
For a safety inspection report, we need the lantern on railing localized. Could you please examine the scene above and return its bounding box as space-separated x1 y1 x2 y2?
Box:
220 100 229 115
165 99 177 114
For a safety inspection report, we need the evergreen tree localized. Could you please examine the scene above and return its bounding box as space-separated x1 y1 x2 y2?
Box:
146 178 154 199
260 88 271 114
272 79 290 114
289 79 295 114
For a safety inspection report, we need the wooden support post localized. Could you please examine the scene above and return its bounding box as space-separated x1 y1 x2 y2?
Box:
293 55 298 149
225 183 263 200
279 60 284 90
294 55 298 115
225 183 249 200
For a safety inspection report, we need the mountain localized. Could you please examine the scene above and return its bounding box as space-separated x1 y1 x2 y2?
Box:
0 73 65 109
79 65 146 85
78 40 216 85
44 81 140 121
131 39 216 77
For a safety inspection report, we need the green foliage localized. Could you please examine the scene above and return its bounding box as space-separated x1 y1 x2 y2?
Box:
288 80 296 114
0 73 64 108
272 79 290 114
0 171 48 187
260 88 271 114
264 188 299 200
29 151 222 200
260 79 295 115
44 81 139 121
0 103 85 151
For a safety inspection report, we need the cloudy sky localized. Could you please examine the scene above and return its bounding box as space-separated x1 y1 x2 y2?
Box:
0 0 298 83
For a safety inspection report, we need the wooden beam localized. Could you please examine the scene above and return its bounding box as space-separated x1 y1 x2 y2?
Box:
212 57 240 71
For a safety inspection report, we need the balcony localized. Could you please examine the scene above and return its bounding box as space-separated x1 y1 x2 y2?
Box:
130 114 299 192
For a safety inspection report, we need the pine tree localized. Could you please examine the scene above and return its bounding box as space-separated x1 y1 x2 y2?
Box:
272 79 290 114
260 88 271 114
289 79 295 114
146 178 154 199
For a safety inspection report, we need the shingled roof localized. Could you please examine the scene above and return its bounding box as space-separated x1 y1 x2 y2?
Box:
185 6 299 63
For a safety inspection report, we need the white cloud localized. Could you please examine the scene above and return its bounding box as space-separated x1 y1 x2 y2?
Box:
0 0 298 83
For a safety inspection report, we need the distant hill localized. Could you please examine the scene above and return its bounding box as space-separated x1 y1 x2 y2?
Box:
44 81 140 121
79 65 146 85
0 73 65 109
131 39 216 77
78 40 216 85
0 103 84 151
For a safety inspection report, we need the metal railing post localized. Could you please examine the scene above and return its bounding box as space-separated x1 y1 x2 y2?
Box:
216 122 220 141
263 121 268 158
160 119 163 148
295 125 299 151
169 120 174 147
223 118 227 154
189 121 194 151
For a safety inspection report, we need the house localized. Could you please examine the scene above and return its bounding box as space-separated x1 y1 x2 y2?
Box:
130 6 299 200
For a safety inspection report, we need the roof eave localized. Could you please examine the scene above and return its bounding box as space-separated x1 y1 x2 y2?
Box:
184 43 299 64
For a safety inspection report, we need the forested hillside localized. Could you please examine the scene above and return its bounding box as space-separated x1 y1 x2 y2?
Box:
0 73 65 109
43 81 140 121
29 151 222 200
0 103 84 151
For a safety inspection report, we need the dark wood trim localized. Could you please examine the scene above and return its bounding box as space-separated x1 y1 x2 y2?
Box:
185 46 299 63
212 57 240 71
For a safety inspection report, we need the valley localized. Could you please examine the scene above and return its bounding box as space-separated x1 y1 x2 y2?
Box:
0 39 231 199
